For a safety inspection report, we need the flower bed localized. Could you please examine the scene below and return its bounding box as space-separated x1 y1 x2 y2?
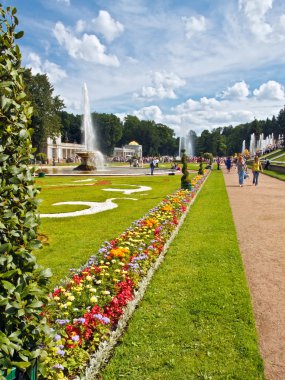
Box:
43 173 208 379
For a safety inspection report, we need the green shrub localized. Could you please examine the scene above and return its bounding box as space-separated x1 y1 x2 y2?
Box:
36 153 47 164
180 149 192 190
0 5 52 378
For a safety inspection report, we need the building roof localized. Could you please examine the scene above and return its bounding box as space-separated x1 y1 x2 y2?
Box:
128 141 139 145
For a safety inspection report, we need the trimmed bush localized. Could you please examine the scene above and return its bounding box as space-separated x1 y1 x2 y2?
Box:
0 5 52 378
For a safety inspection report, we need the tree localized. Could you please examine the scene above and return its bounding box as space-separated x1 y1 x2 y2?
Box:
60 111 81 144
196 129 212 154
120 116 178 156
156 123 178 156
120 115 141 146
0 5 52 377
23 69 64 153
277 107 285 149
92 112 123 155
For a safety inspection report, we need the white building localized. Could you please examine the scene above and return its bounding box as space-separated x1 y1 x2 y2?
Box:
113 141 143 161
46 136 85 163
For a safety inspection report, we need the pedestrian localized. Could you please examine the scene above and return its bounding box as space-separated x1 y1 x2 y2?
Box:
216 157 221 170
252 155 263 186
264 159 270 170
150 159 155 175
236 155 246 187
225 156 232 173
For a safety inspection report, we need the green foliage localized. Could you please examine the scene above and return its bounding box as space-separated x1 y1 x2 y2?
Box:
118 115 179 156
277 107 285 150
36 152 47 164
59 111 81 144
92 112 123 155
180 149 191 189
203 152 213 163
197 109 285 156
0 4 52 377
22 69 64 153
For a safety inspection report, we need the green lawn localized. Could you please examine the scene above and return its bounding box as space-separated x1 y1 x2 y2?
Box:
35 175 186 287
261 149 283 159
262 169 285 181
101 171 264 380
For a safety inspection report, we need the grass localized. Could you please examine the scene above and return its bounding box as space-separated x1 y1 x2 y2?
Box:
262 169 285 181
261 149 283 159
100 171 264 380
35 175 188 287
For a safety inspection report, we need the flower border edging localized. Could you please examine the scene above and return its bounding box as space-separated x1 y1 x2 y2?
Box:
82 170 210 380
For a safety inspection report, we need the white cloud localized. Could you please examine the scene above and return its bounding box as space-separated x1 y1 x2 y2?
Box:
134 105 163 121
253 80 285 100
175 97 221 113
136 71 186 100
56 0 70 5
53 22 120 66
91 10 124 42
280 14 285 30
129 79 284 136
182 15 206 39
238 0 273 41
27 52 67 83
221 81 250 99
75 20 86 33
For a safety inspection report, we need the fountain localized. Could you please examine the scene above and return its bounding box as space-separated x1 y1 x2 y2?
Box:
242 140 246 154
179 133 194 158
74 83 105 171
249 133 256 156
186 133 194 157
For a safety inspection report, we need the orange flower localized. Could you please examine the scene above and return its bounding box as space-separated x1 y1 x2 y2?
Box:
144 218 157 227
162 204 172 211
109 247 130 258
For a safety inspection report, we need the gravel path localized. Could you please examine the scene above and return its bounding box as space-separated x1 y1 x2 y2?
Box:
222 166 285 380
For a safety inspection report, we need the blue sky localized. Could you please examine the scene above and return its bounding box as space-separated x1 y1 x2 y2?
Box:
3 0 285 136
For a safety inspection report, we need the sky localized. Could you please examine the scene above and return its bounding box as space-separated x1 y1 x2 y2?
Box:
3 0 285 136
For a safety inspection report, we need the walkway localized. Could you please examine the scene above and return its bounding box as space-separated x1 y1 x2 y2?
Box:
222 167 285 380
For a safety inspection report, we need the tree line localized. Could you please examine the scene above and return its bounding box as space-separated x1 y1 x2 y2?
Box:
23 69 285 158
196 114 285 157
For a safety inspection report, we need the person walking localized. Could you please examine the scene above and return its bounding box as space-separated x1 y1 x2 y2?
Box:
236 155 246 187
252 155 263 186
150 159 155 175
225 156 232 173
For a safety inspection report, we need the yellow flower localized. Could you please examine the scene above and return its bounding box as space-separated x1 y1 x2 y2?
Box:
67 296 75 301
86 275 93 281
90 296 98 303
101 290 110 295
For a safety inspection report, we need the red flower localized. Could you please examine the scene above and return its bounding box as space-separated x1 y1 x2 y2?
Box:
52 288 62 297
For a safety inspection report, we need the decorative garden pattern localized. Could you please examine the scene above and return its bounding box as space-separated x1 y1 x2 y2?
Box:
40 185 152 218
40 198 138 218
